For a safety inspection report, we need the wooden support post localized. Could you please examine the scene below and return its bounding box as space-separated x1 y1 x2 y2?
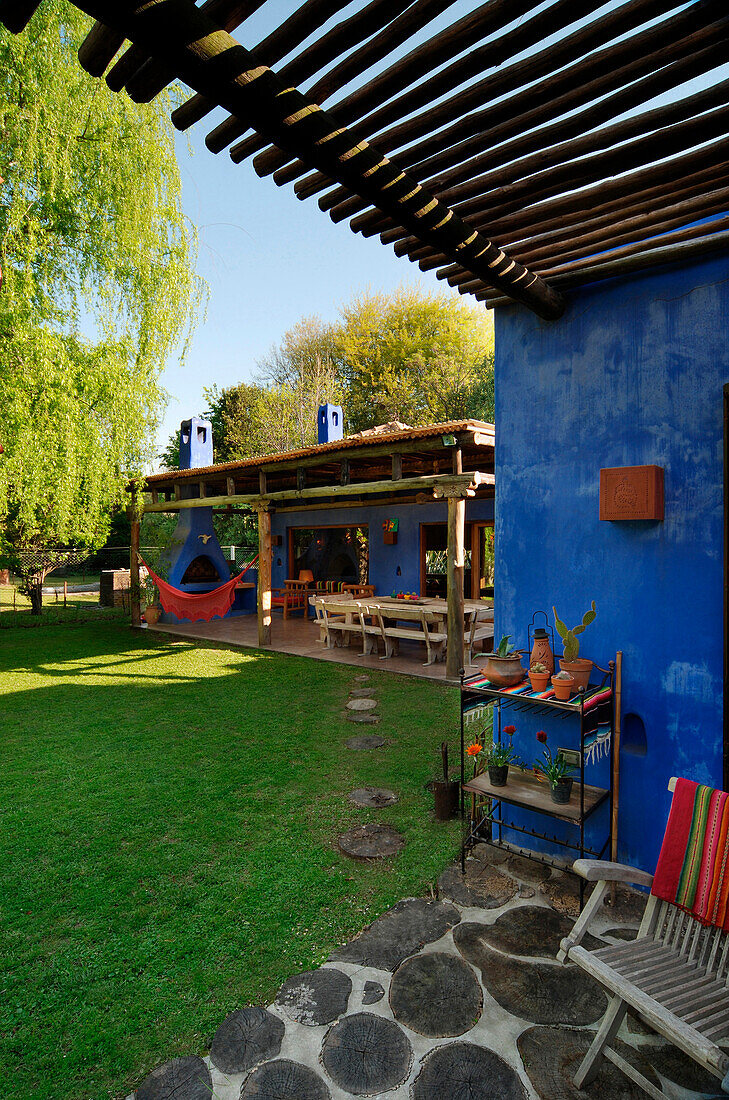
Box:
340 458 350 486
227 476 235 496
173 483 181 501
259 470 267 495
446 491 466 679
130 492 141 629
297 467 306 492
452 446 463 475
392 453 402 481
257 505 272 647
151 488 159 505
199 480 207 498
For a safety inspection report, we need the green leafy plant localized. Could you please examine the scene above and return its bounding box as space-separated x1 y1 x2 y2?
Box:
553 601 596 662
485 740 524 768
140 575 158 606
492 634 519 657
533 732 576 785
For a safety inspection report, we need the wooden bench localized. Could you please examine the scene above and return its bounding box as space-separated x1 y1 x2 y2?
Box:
365 603 448 666
558 777 729 1097
311 595 363 649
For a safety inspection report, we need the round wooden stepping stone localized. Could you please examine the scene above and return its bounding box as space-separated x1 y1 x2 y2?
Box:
276 967 351 1026
438 863 518 909
240 1058 330 1099
644 1041 721 1093
349 687 375 698
474 905 603 959
209 1006 284 1074
413 1042 527 1100
517 1026 659 1099
348 787 398 808
338 823 405 861
362 980 384 1004
346 697 378 711
136 1056 212 1100
474 843 550 885
454 924 606 1025
603 926 639 942
389 951 482 1037
354 674 370 682
320 1012 412 1095
329 898 460 972
346 736 387 753
346 714 381 725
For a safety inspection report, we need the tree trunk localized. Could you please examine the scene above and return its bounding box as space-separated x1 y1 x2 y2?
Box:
29 580 43 615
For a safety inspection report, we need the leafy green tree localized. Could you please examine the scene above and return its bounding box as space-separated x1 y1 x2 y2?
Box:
337 287 494 430
0 2 199 590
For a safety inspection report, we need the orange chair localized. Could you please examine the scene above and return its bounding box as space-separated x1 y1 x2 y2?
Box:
271 569 314 619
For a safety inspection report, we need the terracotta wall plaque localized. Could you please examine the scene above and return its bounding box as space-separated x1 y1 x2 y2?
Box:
599 465 664 521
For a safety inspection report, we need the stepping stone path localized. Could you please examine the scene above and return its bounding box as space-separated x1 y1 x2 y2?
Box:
344 734 386 750
136 1056 212 1100
209 1007 284 1073
345 712 381 724
276 968 351 1025
389 952 482 1037
349 687 375 698
346 697 377 711
131 837 717 1100
321 1012 413 1095
337 823 405 861
348 786 398 807
413 1043 527 1100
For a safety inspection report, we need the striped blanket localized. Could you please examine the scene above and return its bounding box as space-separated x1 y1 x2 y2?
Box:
652 779 729 931
463 676 613 764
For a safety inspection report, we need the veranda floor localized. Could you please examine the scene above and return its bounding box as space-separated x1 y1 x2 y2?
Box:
150 611 482 683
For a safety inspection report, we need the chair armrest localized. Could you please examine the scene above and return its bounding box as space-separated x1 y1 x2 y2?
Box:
572 859 654 888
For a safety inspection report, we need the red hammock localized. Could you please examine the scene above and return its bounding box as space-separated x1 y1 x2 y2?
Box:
141 555 258 623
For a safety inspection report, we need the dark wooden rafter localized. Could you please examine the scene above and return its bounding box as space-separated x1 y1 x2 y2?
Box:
3 0 729 310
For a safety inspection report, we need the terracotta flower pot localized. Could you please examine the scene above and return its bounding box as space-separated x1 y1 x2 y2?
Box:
528 671 551 693
144 605 161 626
483 653 526 688
550 777 574 804
488 764 509 787
551 673 575 701
558 658 593 692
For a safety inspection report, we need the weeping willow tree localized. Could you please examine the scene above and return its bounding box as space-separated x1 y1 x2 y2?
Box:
0 2 199 596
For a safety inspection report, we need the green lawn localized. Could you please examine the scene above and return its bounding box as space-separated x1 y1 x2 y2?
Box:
0 623 461 1099
1 579 122 628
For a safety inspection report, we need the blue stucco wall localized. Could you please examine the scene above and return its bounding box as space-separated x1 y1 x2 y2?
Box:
494 253 729 872
270 498 494 599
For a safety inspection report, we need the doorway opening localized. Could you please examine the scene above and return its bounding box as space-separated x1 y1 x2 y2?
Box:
419 522 494 599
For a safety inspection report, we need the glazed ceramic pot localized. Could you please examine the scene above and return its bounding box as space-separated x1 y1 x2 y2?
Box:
528 671 551 693
558 658 593 692
551 673 575 701
488 764 509 787
530 628 554 674
483 653 526 688
550 778 574 804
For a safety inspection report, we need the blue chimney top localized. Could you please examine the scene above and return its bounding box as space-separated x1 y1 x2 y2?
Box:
179 417 213 470
318 403 343 445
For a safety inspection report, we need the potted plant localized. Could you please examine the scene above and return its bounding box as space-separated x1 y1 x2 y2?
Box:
533 731 576 804
483 634 526 688
141 576 161 626
553 602 596 691
484 723 524 787
528 661 551 693
551 669 575 700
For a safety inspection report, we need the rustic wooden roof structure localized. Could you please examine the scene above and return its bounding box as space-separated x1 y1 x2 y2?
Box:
3 0 729 319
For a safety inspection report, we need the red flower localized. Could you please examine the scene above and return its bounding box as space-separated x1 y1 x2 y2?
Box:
536 730 548 743
503 724 516 735
466 743 482 757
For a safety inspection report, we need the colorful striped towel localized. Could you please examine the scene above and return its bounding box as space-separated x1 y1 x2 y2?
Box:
652 779 729 931
462 676 613 763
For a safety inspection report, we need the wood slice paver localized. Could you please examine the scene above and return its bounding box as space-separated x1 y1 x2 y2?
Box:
330 898 460 972
517 1026 660 1100
412 1043 528 1100
361 980 385 1005
349 688 375 698
346 714 381 725
276 968 351 1026
473 905 603 959
348 787 398 808
320 1012 412 1095
136 1056 212 1100
338 824 405 861
209 1006 284 1074
240 1058 331 1099
454 924 606 1025
438 863 518 909
389 952 482 1037
346 697 378 711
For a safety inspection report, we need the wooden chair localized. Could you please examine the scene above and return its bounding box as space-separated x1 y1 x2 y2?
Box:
342 583 376 598
558 777 729 1097
271 569 314 620
464 606 494 663
311 594 359 648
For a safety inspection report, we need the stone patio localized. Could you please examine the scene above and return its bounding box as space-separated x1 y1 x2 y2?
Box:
130 843 724 1100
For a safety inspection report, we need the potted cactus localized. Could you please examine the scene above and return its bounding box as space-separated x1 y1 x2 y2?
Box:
528 661 551 693
551 669 575 700
553 602 596 691
483 635 526 688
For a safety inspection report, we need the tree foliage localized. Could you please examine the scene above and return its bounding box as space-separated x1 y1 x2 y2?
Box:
163 289 494 468
0 2 198 554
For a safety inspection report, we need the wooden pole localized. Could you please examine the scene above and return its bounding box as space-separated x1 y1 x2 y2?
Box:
446 491 465 680
129 493 141 628
611 651 623 905
257 505 272 647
